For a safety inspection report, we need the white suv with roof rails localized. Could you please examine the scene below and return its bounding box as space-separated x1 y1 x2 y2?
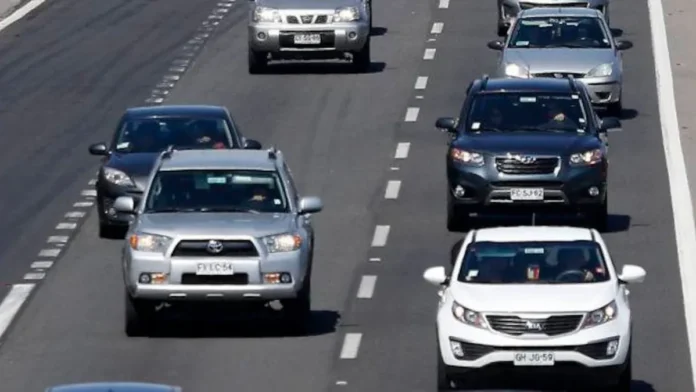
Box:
423 226 646 391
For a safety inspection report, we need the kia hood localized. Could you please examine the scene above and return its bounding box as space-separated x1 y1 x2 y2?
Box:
449 281 617 313
504 48 617 76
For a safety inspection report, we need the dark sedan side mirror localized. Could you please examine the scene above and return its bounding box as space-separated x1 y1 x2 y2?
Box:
88 142 109 156
487 40 505 51
436 117 458 133
243 138 263 150
615 40 633 51
600 117 621 132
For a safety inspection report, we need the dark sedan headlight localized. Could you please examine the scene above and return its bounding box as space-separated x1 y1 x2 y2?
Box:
103 167 135 187
450 148 484 167
569 149 603 166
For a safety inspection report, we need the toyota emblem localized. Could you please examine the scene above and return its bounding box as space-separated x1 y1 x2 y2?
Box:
206 240 224 254
513 154 537 164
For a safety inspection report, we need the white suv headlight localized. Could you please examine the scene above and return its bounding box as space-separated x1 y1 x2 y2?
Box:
104 167 135 187
587 63 613 77
334 7 359 22
581 300 618 329
128 232 173 254
253 7 281 23
504 63 530 78
264 233 302 253
451 301 488 329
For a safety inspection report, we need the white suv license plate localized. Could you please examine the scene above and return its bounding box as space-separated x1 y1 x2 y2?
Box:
510 188 544 201
513 352 555 366
294 34 321 44
196 262 234 276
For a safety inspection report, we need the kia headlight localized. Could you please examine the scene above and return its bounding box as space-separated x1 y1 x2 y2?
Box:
587 63 613 77
504 63 529 78
334 6 359 22
264 233 302 253
450 148 484 166
569 149 603 166
451 302 488 329
128 233 173 254
581 300 618 329
103 167 135 187
253 7 281 23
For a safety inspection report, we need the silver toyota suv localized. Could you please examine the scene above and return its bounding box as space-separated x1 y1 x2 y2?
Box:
113 147 323 336
247 0 372 73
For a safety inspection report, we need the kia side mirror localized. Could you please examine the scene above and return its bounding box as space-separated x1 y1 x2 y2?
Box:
423 266 448 286
618 264 646 284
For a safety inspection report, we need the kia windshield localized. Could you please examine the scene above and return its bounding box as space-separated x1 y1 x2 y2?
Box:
466 93 588 133
144 170 289 214
508 16 612 49
457 241 610 284
113 116 233 153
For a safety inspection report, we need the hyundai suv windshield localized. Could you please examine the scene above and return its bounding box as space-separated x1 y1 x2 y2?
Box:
508 16 612 49
466 92 588 133
143 169 289 214
457 240 610 284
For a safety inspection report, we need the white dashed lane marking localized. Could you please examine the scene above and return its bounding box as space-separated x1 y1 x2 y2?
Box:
47 236 69 244
431 22 444 34
339 333 363 359
438 0 449 8
415 76 428 90
73 201 94 208
65 211 86 219
384 180 401 199
38 249 61 258
81 189 97 197
23 272 45 281
404 107 420 122
31 261 54 269
356 275 377 299
371 225 391 247
395 142 411 159
424 48 436 60
56 222 78 230
0 284 35 340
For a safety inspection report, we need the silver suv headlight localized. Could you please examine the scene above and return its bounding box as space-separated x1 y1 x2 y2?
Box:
253 7 281 23
104 167 135 187
128 232 173 254
264 233 302 253
504 63 530 78
451 301 488 329
333 7 359 22
586 63 613 77
581 300 618 329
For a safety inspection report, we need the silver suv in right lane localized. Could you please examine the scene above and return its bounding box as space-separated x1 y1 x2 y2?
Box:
487 7 633 115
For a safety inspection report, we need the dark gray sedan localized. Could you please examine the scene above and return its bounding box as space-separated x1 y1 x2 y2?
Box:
45 382 181 392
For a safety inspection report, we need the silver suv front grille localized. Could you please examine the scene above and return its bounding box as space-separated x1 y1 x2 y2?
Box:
170 239 259 258
486 314 584 336
285 14 330 24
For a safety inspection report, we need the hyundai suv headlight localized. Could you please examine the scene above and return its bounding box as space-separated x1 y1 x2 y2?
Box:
586 63 613 77
581 300 618 329
504 63 530 78
264 233 302 253
569 149 603 166
129 233 173 254
103 167 135 187
451 301 488 329
450 148 484 166
334 6 359 22
253 7 281 23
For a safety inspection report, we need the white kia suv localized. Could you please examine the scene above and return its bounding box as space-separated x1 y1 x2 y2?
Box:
424 226 646 391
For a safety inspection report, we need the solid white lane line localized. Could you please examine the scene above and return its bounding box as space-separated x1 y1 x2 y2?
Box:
31 261 53 269
357 275 377 299
415 76 428 90
0 0 47 31
47 236 69 244
371 225 390 247
38 249 61 258
81 189 97 197
65 211 86 219
0 284 35 340
404 107 420 122
431 22 444 34
648 0 696 387
73 201 94 208
384 180 402 199
438 0 449 8
339 333 363 359
395 142 411 159
424 48 436 60
56 222 77 230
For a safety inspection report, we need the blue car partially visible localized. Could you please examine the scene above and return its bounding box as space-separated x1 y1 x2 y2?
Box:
45 382 182 392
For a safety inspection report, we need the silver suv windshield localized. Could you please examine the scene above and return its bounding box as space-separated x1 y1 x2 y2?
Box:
143 169 290 214
508 16 611 49
457 241 610 284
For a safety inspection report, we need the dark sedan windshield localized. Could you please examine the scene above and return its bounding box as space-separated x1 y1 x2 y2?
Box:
466 92 587 133
509 16 611 49
113 117 233 153
457 241 610 284
144 169 289 214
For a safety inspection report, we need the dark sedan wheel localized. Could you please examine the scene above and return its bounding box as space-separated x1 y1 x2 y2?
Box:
125 291 154 337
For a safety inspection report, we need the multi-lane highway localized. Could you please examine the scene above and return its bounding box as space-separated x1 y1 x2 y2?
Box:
0 0 692 390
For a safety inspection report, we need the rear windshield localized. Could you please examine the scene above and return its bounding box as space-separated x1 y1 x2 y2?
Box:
457 241 610 284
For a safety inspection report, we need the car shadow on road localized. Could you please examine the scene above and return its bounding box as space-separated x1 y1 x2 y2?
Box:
458 212 631 234
146 309 340 338
631 380 656 392
611 28 624 37
371 27 388 36
264 61 386 74
597 107 639 121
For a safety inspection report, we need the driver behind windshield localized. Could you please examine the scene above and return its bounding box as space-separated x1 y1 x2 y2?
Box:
543 101 578 129
556 248 601 282
192 119 226 149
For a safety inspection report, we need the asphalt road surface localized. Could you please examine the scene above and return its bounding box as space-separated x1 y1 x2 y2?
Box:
0 0 691 391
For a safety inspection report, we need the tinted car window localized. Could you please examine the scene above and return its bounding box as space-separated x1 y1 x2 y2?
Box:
144 170 289 213
509 16 611 49
466 93 588 133
114 117 233 153
456 241 610 284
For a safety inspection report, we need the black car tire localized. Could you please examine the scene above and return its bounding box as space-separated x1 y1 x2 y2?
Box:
125 291 153 337
99 221 123 239
607 100 622 117
283 278 311 334
447 197 470 232
598 354 631 392
352 39 371 73
585 196 608 232
437 344 453 390
248 47 268 74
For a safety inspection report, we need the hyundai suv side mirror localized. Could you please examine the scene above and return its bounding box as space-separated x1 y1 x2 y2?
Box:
487 40 505 51
89 142 109 156
614 40 633 51
436 117 458 133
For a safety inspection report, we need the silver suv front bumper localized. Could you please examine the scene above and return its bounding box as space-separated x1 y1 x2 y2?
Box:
249 21 369 54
